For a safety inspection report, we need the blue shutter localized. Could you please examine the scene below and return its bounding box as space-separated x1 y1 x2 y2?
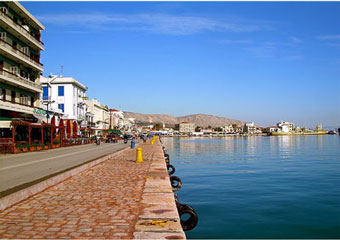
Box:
58 86 64 96
43 86 48 100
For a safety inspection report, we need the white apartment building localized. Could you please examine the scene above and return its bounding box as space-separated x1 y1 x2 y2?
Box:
243 122 256 134
222 124 234 133
0 2 44 126
277 121 295 133
179 122 195 133
40 75 88 123
85 99 109 132
109 109 124 129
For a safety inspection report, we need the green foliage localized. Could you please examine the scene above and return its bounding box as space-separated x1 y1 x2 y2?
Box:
214 127 223 132
21 143 29 148
153 122 162 131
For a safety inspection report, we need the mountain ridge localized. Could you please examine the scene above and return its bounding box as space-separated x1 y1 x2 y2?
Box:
124 112 245 128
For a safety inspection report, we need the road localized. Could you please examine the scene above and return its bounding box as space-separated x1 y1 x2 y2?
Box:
0 141 137 197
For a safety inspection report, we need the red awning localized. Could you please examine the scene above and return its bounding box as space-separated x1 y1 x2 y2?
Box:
51 116 55 126
73 121 78 136
66 120 71 138
51 116 56 134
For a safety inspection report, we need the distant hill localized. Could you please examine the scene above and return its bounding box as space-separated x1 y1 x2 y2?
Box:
124 112 245 128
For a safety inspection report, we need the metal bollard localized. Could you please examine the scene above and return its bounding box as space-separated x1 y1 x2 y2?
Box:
136 148 143 162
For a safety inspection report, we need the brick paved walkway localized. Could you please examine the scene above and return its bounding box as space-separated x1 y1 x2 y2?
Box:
0 142 158 239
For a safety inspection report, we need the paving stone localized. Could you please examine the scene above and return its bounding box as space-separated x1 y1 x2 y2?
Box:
0 140 184 239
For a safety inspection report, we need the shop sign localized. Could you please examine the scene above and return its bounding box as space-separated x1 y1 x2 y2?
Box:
33 108 47 116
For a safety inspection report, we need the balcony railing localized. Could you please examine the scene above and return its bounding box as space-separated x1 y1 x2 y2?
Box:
0 11 44 49
0 98 35 115
0 68 42 91
0 39 43 70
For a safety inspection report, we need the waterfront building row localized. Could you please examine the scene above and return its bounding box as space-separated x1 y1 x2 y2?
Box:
0 2 135 143
0 2 44 125
157 120 328 136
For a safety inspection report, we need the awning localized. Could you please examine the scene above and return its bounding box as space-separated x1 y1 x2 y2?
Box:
0 121 11 128
108 129 121 134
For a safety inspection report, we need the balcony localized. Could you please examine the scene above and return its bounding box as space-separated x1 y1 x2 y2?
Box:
0 39 43 72
0 98 34 115
0 11 44 50
0 68 42 93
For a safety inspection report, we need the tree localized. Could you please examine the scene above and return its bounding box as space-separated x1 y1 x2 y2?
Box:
153 123 162 131
195 126 201 132
214 127 223 132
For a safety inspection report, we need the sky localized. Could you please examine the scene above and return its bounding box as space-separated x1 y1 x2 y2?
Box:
22 1 340 128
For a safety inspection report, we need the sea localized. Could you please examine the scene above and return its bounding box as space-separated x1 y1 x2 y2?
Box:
162 135 340 239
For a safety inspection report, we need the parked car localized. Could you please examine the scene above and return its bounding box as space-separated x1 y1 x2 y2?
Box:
106 133 118 143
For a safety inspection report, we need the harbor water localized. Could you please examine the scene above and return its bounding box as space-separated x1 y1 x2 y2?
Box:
163 135 340 239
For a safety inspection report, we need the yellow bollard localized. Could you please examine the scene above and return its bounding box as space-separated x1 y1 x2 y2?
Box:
136 148 144 162
151 135 156 145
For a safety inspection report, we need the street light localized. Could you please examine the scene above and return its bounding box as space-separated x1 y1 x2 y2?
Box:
42 100 55 123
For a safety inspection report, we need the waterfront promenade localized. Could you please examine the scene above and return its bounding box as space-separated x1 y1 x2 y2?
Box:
0 139 185 239
0 141 139 197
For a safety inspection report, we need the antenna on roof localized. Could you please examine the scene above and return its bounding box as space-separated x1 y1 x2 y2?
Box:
60 65 63 78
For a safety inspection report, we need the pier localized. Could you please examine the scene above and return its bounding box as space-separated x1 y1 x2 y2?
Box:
0 139 185 239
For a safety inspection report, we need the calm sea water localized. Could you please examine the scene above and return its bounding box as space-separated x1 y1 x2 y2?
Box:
163 135 340 239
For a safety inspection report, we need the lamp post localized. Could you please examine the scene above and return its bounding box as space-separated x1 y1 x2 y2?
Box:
42 100 55 123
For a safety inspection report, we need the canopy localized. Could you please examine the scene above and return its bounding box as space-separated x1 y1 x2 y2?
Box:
51 116 55 126
59 119 64 137
73 121 78 136
109 129 121 134
51 116 56 134
66 120 71 138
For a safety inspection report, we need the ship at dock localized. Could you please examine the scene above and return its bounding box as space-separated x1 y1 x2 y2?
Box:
270 122 328 136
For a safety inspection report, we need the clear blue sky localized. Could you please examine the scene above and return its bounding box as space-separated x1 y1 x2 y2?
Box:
22 1 340 128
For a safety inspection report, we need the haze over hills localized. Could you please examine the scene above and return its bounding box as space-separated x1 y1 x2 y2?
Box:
124 112 245 128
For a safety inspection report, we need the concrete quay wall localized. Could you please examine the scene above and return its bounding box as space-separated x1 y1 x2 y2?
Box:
0 139 185 239
133 140 186 239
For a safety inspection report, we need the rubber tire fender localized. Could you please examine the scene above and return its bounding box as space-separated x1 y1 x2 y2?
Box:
167 164 175 175
170 176 182 191
179 204 198 231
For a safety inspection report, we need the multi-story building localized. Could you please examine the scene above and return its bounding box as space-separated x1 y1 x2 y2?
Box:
222 124 234 133
109 109 124 129
179 122 195 134
40 75 88 123
243 122 256 134
277 121 295 133
263 126 278 133
85 99 109 134
0 2 44 123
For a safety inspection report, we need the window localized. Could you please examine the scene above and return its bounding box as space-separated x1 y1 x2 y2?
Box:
21 47 29 55
43 86 48 100
30 96 34 107
0 32 6 41
58 104 64 113
0 88 5 100
12 41 17 49
58 86 64 96
10 66 18 75
19 94 28 105
11 91 16 103
0 7 8 15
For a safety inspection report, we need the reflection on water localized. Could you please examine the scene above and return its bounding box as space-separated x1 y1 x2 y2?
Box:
163 135 340 239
